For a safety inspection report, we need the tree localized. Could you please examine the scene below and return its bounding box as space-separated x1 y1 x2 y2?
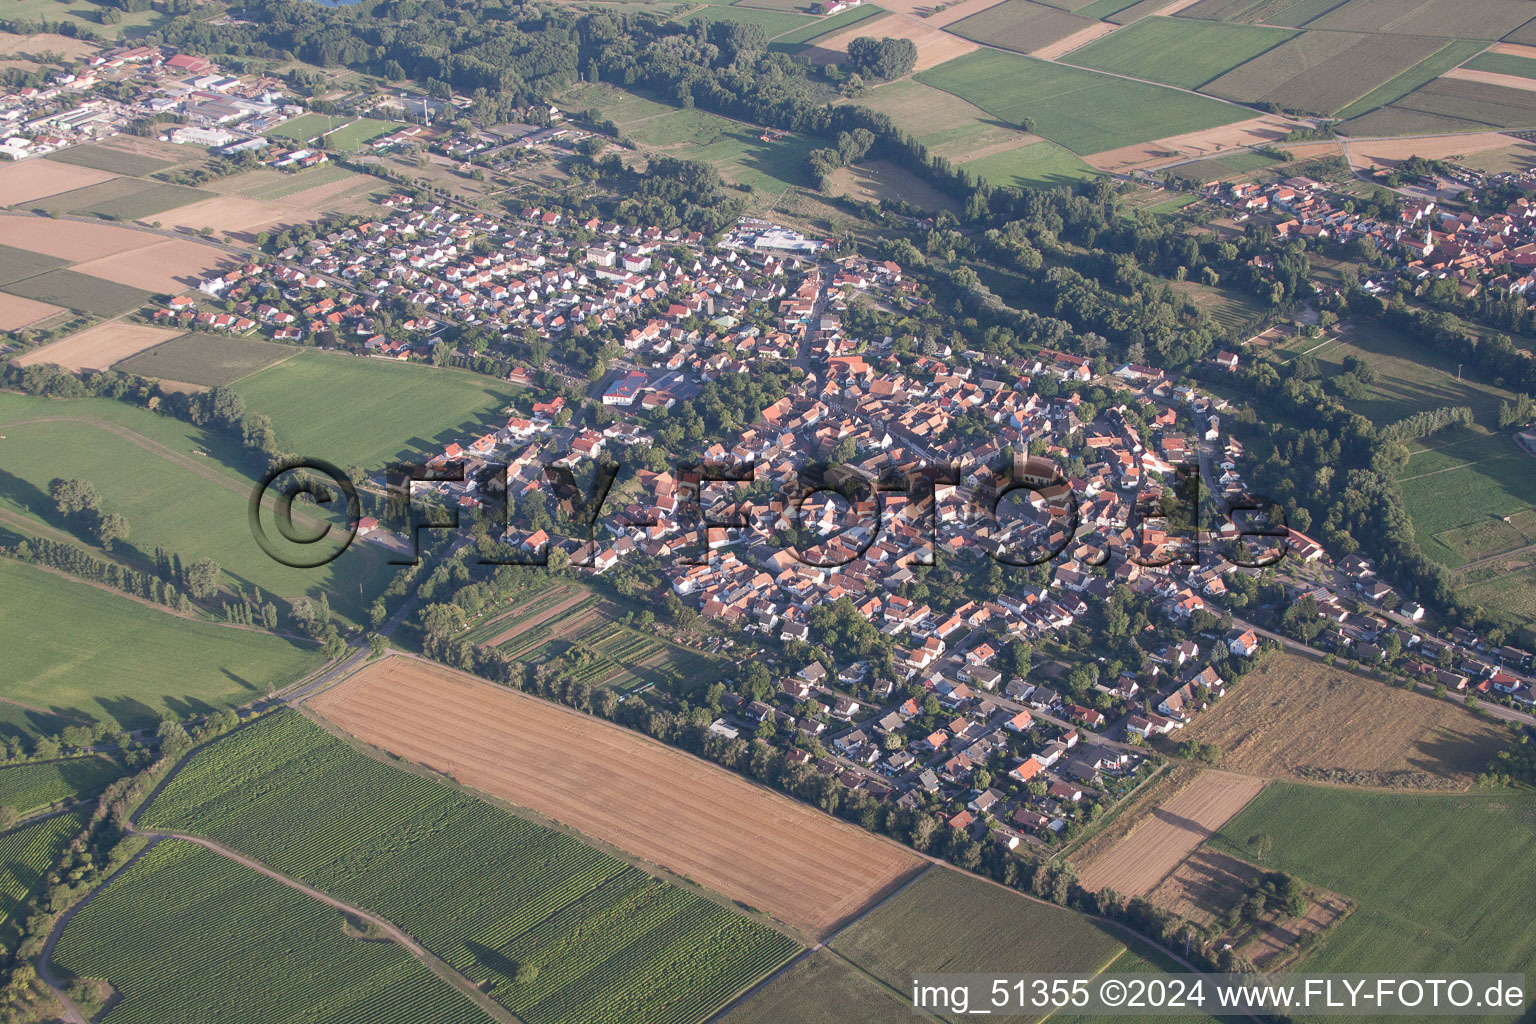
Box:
512 963 539 984
1248 832 1273 862
95 511 129 552
48 478 100 519
184 558 221 600
845 36 917 80
0 807 16 831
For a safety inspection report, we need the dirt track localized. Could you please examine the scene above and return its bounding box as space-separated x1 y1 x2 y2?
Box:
1078 769 1265 896
308 656 924 939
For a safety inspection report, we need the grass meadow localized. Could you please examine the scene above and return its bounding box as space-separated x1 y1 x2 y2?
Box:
915 51 1250 155
0 560 320 729
1210 785 1536 976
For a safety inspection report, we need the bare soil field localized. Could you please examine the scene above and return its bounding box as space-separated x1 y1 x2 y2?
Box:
1084 114 1297 170
155 195 317 237
928 0 1007 26
1033 20 1120 60
1180 652 1506 790
805 14 979 71
0 292 64 331
70 238 233 293
1491 43 1536 60
12 322 182 372
0 214 156 261
1344 131 1527 169
0 160 118 207
480 590 592 647
1444 67 1536 94
0 32 98 59
1078 769 1266 895
308 656 924 939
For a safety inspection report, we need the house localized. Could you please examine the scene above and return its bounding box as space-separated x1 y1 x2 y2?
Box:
1227 629 1260 658
1003 709 1034 733
1011 756 1045 782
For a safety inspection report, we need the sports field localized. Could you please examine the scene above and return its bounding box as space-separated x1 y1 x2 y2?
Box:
309 657 923 939
231 349 522 470
1180 652 1507 789
114 332 296 386
53 839 493 1024
0 560 319 729
915 50 1250 155
1210 785 1536 975
1066 18 1297 90
268 114 402 151
139 709 802 1024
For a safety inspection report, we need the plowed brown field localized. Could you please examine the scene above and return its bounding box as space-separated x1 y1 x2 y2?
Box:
1078 769 1265 895
309 656 923 939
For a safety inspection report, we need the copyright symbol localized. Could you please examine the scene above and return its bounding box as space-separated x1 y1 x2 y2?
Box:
248 458 361 569
1101 980 1126 1007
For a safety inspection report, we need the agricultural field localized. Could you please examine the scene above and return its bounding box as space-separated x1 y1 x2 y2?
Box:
1167 149 1286 182
1465 51 1536 80
806 13 979 72
231 350 523 470
680 4 819 36
843 78 1038 164
1398 429 1536 570
47 144 178 177
719 951 908 1024
0 756 124 814
1383 76 1536 129
1179 652 1507 789
1077 771 1266 895
0 392 399 627
621 104 817 195
138 710 802 1024
114 332 297 387
35 178 213 222
71 238 238 294
215 162 359 201
0 293 65 331
1304 0 1535 38
771 4 884 45
960 140 1100 189
0 214 160 261
1210 784 1536 975
946 0 1098 55
0 243 68 285
0 560 319 730
0 808 89 940
1 268 149 316
52 839 493 1024
1066 18 1297 90
829 867 1125 990
308 657 923 940
915 50 1250 155
1199 31 1448 115
13 322 184 374
1335 39 1489 119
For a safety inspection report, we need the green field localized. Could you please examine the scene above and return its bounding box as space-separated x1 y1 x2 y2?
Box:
0 391 400 627
718 950 908 1024
961 140 1100 190
216 163 361 201
114 333 296 387
845 79 1036 164
1104 0 1187 20
1397 430 1536 569
231 350 522 470
46 145 177 177
1067 18 1297 90
53 839 493 1024
1171 149 1286 182
0 0 164 36
1210 785 1536 975
139 710 801 1024
947 0 1098 55
0 560 319 729
915 51 1250 155
774 4 884 45
1466 51 1536 80
1384 76 1536 129
830 868 1126 991
37 178 213 221
0 756 124 814
266 113 401 150
1306 0 1534 38
1072 0 1145 19
0 244 68 285
0 809 88 939
1335 39 1488 119
2 268 151 315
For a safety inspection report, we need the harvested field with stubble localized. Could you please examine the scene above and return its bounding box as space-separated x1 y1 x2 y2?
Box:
309 656 924 940
0 159 118 207
12 322 183 373
1179 652 1505 789
1084 114 1295 170
806 14 979 71
1078 770 1266 895
0 214 155 261
0 293 64 330
70 238 234 294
